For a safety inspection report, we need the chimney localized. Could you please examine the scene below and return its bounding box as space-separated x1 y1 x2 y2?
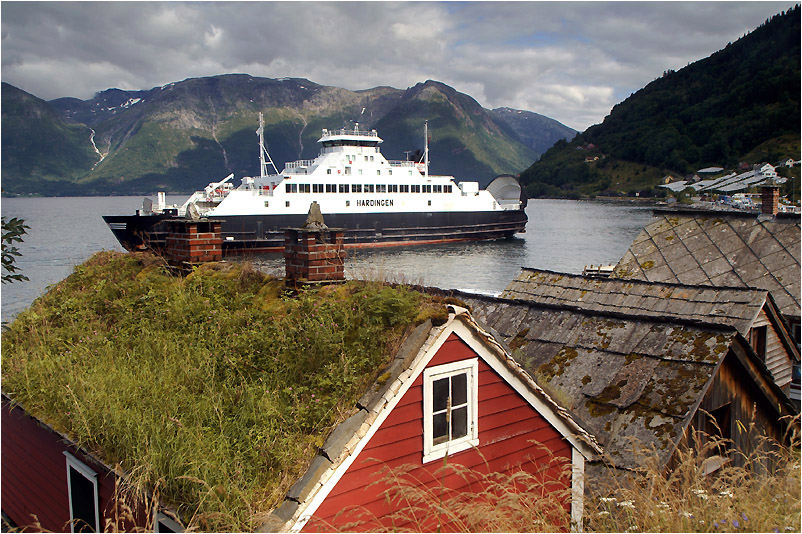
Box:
284 202 346 285
761 180 780 217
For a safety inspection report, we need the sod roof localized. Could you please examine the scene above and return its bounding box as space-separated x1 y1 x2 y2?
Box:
1 251 452 531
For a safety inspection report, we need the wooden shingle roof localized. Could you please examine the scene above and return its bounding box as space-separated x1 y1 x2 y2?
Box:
454 293 742 471
502 267 769 336
612 209 801 320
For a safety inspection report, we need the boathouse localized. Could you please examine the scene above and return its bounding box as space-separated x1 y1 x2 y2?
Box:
453 291 798 487
502 268 800 401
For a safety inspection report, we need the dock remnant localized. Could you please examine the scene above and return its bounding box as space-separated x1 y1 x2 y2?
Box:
284 202 345 284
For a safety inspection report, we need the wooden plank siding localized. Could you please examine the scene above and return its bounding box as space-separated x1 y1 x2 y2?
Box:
1 402 71 531
685 346 791 469
303 333 574 532
1 399 147 532
751 309 793 389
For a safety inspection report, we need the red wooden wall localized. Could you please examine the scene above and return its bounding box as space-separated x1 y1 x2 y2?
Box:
1 398 145 532
303 333 573 532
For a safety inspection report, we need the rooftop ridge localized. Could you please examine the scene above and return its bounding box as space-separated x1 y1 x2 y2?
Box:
516 267 772 294
652 207 801 221
422 287 742 334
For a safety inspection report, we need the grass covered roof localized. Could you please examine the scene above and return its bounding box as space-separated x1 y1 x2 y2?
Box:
1 251 450 531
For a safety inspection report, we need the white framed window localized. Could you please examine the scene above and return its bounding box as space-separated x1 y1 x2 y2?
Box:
423 358 479 463
64 452 100 533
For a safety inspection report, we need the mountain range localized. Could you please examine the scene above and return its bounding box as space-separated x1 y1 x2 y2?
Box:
519 5 801 199
1 78 576 196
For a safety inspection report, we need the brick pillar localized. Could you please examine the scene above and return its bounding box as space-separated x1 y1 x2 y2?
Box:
164 220 223 265
761 184 779 217
284 228 346 283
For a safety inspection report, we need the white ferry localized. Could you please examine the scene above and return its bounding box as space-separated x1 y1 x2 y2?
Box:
103 116 527 254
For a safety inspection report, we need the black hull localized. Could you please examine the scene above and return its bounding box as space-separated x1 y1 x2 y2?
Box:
103 210 527 255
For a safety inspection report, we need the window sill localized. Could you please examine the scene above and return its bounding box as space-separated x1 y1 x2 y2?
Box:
422 437 479 464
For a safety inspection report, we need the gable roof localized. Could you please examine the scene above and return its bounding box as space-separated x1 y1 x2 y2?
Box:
502 267 769 336
268 305 601 532
612 209 801 320
447 291 796 471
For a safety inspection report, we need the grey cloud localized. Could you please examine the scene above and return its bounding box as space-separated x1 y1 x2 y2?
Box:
1 1 791 130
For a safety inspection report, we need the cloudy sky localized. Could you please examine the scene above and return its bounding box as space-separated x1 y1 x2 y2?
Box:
1 1 793 130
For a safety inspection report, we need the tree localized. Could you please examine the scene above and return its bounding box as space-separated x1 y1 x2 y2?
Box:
2 216 29 284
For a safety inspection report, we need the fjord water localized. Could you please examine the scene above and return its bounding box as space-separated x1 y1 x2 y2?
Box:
1 197 654 321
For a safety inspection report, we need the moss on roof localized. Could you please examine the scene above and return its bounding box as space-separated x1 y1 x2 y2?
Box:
1 251 447 531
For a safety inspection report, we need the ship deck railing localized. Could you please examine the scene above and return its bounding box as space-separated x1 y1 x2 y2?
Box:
285 160 317 170
321 128 379 138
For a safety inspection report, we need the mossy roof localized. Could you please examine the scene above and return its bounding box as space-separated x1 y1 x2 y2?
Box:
502 267 770 336
455 291 743 471
0 251 453 531
612 209 801 320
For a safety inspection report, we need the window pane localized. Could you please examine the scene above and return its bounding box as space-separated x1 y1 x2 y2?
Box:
452 406 468 439
433 413 448 444
433 378 449 411
69 467 96 532
451 373 467 406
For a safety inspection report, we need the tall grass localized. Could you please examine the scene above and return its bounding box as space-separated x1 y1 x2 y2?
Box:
318 427 800 533
323 449 573 533
1 251 447 531
587 424 801 533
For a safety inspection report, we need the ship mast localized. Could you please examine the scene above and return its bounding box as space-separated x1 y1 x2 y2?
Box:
258 112 279 177
424 120 429 178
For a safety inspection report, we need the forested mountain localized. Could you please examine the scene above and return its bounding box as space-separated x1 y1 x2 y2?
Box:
2 77 573 196
491 107 577 154
520 6 801 198
1 83 99 194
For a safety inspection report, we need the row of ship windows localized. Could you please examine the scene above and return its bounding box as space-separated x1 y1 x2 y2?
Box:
326 168 414 176
268 199 434 208
286 184 453 194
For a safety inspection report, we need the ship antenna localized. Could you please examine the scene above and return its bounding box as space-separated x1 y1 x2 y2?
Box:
258 112 279 177
424 120 429 178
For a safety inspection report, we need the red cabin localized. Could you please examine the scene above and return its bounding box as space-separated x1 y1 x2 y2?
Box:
267 306 600 532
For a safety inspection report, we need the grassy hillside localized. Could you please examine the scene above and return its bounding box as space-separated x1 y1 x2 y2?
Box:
520 6 801 199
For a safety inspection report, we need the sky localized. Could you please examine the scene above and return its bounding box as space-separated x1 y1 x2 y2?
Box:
1 1 794 131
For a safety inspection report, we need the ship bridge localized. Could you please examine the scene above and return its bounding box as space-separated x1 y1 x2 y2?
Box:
318 127 383 148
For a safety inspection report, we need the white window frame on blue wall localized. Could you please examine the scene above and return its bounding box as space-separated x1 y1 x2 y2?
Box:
422 358 479 463
64 452 100 533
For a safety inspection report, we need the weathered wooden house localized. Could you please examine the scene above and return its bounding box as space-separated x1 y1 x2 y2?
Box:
503 268 800 401
453 291 798 486
2 305 601 533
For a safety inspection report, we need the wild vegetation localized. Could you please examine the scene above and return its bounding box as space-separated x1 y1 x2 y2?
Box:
2 252 799 531
586 428 801 533
520 6 801 199
340 429 800 533
1 216 29 284
1 251 450 531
